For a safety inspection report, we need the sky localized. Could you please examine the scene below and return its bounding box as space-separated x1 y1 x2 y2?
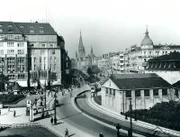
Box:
0 0 180 58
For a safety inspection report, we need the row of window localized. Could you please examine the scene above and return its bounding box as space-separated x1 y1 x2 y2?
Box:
7 74 25 80
33 57 57 63
0 42 24 47
125 89 168 97
4 50 25 55
29 29 44 33
31 43 55 48
105 88 169 97
106 88 116 96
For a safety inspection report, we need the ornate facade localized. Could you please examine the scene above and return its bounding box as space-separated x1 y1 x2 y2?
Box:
0 21 67 87
125 28 180 73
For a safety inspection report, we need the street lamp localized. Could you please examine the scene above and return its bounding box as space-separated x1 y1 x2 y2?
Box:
0 61 4 92
116 123 121 137
128 97 133 137
44 79 46 108
54 89 57 124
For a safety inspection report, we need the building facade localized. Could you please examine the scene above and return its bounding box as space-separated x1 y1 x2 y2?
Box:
0 21 67 87
0 22 28 81
145 51 180 85
101 73 178 113
124 28 180 73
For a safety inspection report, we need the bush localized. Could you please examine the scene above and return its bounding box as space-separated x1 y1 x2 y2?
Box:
125 101 180 131
0 94 25 104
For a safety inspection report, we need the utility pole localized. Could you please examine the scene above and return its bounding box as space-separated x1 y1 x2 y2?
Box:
44 79 46 108
54 90 57 124
129 97 133 137
116 123 121 137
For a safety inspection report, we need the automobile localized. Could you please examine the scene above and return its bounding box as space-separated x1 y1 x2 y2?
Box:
91 86 96 97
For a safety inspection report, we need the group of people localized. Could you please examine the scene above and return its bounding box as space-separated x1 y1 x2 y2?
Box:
0 107 16 117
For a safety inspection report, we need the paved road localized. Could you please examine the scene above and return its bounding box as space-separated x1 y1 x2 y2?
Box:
56 93 125 137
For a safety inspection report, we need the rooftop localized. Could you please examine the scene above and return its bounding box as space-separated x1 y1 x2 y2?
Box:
108 73 171 90
149 51 180 62
0 21 57 35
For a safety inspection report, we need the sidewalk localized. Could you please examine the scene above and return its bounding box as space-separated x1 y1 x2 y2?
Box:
0 94 53 125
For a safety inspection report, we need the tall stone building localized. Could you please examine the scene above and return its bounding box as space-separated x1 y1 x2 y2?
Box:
0 21 67 87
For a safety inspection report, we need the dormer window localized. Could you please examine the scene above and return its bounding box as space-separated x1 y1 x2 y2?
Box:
0 29 3 32
29 30 35 33
20 25 24 28
39 26 43 29
8 24 13 27
8 29 14 33
0 25 3 27
30 26 34 28
39 30 44 33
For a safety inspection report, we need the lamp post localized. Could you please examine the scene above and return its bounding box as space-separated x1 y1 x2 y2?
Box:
0 61 4 92
116 123 121 137
44 79 46 108
54 90 57 124
129 97 133 137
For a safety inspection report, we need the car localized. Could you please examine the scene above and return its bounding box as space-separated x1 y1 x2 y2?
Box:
91 86 96 97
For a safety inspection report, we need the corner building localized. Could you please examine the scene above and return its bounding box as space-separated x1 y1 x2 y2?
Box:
0 21 65 86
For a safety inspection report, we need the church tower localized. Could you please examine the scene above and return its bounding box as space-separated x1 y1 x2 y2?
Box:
77 31 85 61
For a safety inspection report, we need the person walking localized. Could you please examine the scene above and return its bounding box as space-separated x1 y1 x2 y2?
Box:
50 116 53 125
13 110 16 117
0 109 1 116
65 128 69 137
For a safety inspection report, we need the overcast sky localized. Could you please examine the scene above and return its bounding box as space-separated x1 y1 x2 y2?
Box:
1 0 180 58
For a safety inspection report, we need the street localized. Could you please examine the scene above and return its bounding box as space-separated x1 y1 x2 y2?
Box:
56 90 127 137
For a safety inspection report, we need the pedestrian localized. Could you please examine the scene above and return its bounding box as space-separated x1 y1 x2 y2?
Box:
99 132 104 137
50 116 53 125
65 128 69 137
0 109 1 116
13 110 16 117
8 106 10 112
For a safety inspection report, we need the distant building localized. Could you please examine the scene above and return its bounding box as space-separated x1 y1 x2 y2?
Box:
145 51 180 84
101 73 178 113
125 28 180 73
0 21 68 87
76 31 96 70
97 52 125 76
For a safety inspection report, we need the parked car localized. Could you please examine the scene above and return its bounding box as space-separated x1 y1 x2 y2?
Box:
91 86 95 97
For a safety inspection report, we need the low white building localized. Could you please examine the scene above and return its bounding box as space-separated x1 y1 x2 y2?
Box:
101 73 179 113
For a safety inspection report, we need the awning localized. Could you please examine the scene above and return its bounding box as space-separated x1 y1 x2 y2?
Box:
12 82 22 91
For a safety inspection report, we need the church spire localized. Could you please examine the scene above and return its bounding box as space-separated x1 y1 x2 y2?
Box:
91 45 93 54
78 31 84 50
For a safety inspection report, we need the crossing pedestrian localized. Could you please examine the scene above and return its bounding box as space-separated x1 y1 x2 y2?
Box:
50 116 53 125
65 128 69 137
13 110 16 117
